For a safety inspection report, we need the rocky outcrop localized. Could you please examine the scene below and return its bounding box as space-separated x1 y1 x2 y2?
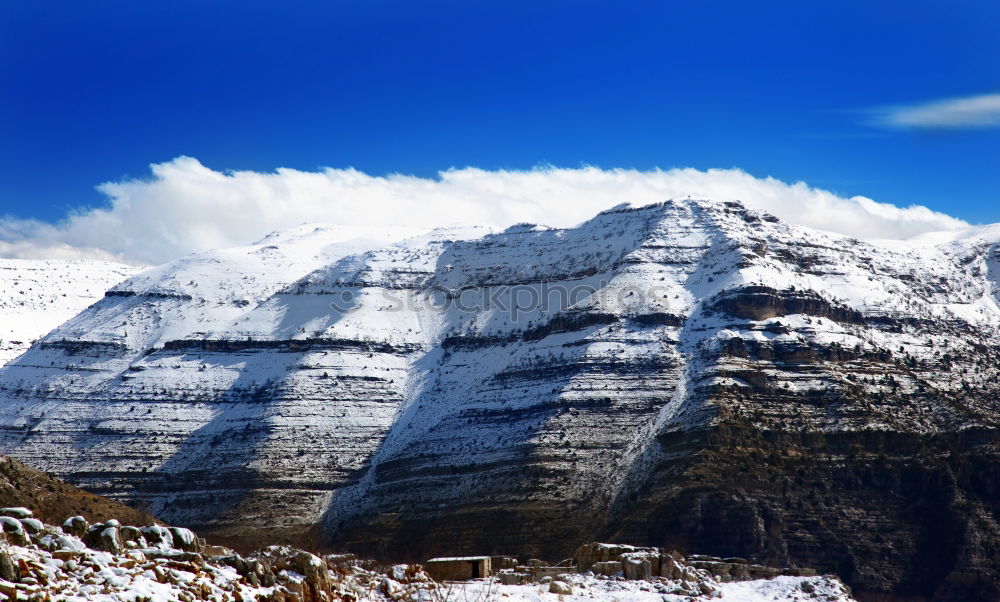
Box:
708 285 865 323
573 542 815 584
2 200 1000 599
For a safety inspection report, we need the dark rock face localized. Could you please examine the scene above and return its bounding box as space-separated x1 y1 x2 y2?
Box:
709 285 864 324
606 427 1000 601
3 199 1000 600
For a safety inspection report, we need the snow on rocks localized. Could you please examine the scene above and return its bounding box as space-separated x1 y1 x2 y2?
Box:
436 543 854 602
0 516 29 546
0 509 447 602
141 525 174 548
19 518 43 534
62 516 88 538
168 527 200 552
0 508 857 601
0 508 32 519
454 571 854 602
548 579 572 594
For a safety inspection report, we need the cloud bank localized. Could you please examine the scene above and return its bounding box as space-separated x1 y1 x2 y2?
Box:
875 92 1000 130
0 157 970 265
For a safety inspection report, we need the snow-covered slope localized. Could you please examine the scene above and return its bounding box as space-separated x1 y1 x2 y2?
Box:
0 260 140 367
2 199 1000 599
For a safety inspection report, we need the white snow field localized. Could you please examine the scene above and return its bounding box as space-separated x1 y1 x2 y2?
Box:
0 259 141 366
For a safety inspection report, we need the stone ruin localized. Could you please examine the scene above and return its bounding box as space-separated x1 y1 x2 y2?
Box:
424 556 491 581
573 542 817 582
432 542 819 592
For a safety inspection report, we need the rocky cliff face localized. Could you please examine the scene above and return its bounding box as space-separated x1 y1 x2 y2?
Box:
1 199 999 600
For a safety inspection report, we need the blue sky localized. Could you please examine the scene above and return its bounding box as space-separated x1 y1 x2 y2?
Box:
2 0 999 233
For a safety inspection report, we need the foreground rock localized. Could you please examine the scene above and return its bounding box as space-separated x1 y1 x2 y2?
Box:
0 508 440 601
0 509 854 601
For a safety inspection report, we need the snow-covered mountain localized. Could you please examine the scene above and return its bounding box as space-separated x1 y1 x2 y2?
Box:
2 199 1000 600
0 259 141 366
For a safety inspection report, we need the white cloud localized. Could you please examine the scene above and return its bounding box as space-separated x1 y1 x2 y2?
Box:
0 157 970 265
875 92 1000 129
